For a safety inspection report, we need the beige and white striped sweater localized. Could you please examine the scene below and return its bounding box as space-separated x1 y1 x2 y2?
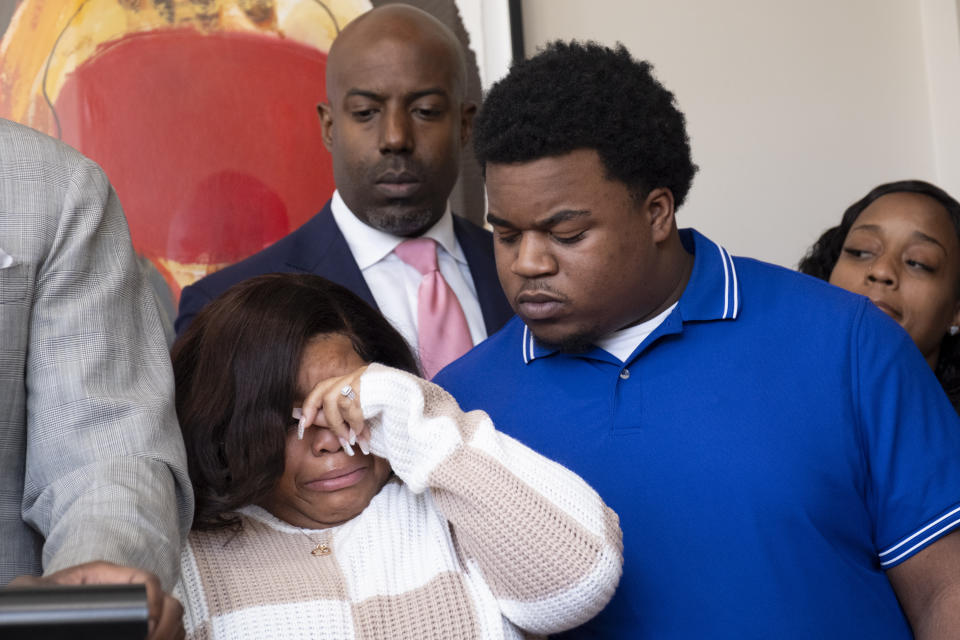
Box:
175 364 622 639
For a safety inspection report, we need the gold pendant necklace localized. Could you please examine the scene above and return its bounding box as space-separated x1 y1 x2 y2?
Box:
297 528 331 556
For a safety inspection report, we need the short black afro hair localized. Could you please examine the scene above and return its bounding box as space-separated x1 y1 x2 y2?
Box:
474 40 698 208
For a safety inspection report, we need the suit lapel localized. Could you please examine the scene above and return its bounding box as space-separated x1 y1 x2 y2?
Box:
453 215 513 335
284 203 378 309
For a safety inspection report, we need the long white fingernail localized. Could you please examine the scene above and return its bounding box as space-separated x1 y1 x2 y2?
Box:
358 439 370 456
298 416 306 440
291 408 303 419
339 437 355 456
348 428 357 446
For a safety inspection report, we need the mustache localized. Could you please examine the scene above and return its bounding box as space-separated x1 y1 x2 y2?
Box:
515 281 567 301
371 158 425 180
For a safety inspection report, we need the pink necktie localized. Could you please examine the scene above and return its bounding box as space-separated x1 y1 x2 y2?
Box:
394 238 474 378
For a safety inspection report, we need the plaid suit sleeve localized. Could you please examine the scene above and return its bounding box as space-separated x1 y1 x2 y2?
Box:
8 125 193 590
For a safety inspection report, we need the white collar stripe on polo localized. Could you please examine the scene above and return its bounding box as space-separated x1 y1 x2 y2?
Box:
716 242 740 319
729 246 740 317
719 243 731 319
522 324 534 364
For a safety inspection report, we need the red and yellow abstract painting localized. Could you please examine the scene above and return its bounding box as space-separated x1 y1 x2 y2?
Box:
0 0 370 302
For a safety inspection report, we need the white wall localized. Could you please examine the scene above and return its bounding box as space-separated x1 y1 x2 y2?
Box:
520 0 960 268
456 0 514 89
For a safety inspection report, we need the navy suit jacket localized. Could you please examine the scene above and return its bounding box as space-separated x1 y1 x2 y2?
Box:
175 200 514 338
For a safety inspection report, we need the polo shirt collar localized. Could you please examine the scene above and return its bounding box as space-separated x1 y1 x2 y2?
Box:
330 189 465 269
520 228 741 364
675 228 741 323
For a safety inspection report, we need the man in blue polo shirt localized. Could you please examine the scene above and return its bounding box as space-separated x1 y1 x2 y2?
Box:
434 41 960 638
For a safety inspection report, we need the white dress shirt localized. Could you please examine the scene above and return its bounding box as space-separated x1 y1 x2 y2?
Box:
330 190 487 355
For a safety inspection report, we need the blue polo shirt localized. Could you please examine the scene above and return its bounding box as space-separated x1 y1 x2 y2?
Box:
435 229 960 639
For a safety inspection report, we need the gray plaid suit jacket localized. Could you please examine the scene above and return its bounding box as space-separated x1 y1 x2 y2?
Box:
0 119 192 589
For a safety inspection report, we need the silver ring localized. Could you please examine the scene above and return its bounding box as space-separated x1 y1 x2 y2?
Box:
340 384 356 401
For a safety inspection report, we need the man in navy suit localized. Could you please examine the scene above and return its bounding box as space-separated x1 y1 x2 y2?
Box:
176 5 512 360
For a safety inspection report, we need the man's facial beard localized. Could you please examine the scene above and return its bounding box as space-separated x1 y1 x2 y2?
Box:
362 204 439 237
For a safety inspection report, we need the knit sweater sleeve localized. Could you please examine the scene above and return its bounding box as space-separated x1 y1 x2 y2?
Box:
359 363 623 634
174 539 210 640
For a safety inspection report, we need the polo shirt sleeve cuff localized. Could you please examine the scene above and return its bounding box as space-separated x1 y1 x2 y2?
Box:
878 502 960 568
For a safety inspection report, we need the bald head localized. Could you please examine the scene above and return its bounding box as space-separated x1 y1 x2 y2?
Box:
317 4 476 237
327 4 468 102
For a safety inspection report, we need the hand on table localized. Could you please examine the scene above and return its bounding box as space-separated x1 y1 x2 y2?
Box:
8 561 184 640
